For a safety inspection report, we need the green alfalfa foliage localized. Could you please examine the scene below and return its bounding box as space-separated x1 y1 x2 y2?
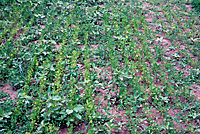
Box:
192 0 200 11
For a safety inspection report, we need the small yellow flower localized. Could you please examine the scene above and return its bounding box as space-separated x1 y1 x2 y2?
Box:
198 97 200 100
126 35 128 39
36 62 39 66
118 8 120 10
121 9 123 11
89 120 92 123
67 60 70 62
97 56 100 58
116 24 118 28
120 96 122 98
23 92 26 96
10 54 14 57
38 24 40 26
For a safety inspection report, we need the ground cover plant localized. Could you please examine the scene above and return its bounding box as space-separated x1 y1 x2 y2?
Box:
0 0 199 133
192 0 200 12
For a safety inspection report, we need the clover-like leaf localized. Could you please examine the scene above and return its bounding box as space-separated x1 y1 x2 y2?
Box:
52 96 61 101
66 109 73 115
74 104 84 113
74 114 82 120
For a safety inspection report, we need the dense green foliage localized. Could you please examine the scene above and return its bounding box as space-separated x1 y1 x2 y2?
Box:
192 0 200 11
0 0 199 133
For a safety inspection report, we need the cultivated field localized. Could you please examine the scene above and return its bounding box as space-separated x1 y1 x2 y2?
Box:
0 0 199 133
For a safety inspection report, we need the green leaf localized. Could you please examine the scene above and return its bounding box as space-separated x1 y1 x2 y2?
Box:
3 112 12 118
52 96 61 101
74 104 84 112
47 103 52 108
195 129 200 132
74 114 82 120
123 74 133 79
66 109 73 115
